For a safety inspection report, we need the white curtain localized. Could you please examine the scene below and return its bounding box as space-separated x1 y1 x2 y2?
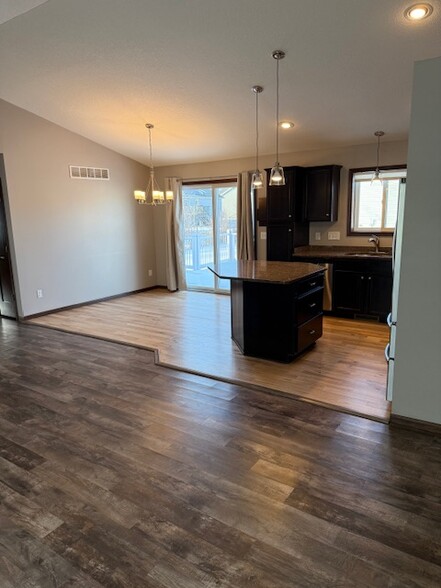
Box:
237 171 255 261
165 177 187 291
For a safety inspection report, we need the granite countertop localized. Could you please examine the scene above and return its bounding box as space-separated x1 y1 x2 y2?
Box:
209 261 325 284
292 246 392 261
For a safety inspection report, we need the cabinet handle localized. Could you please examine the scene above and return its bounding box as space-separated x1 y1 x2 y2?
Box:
325 213 330 217
289 214 292 218
368 276 372 281
309 303 317 308
361 276 364 280
384 343 390 362
309 281 316 287
309 330 316 335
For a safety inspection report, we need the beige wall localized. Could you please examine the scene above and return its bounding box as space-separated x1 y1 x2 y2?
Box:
0 99 156 317
153 140 407 283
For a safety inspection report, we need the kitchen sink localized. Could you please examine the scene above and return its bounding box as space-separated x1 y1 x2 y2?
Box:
345 251 390 257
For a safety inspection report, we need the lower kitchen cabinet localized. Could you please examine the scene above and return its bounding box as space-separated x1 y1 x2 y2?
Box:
333 261 392 322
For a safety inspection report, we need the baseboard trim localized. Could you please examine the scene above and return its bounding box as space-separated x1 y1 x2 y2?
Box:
390 414 441 436
22 285 166 320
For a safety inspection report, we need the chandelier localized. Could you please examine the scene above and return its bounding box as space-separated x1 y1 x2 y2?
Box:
134 123 173 205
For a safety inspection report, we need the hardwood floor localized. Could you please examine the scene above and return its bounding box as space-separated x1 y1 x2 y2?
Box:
0 319 440 587
29 290 390 421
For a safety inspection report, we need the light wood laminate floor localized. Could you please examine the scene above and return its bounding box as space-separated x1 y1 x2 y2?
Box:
29 289 390 422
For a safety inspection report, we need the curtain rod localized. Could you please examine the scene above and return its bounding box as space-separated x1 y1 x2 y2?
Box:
182 176 238 186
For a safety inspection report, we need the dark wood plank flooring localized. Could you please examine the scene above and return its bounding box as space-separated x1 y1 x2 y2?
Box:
0 318 440 588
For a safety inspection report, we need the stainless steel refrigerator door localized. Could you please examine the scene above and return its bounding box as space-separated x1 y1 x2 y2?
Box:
391 179 406 324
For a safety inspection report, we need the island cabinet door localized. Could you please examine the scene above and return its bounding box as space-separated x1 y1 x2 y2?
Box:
242 281 296 362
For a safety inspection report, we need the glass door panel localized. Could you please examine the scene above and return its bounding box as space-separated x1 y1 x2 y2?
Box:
182 187 214 290
214 185 237 291
182 182 237 292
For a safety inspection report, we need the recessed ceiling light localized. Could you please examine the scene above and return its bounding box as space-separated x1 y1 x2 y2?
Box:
280 121 294 129
404 3 433 20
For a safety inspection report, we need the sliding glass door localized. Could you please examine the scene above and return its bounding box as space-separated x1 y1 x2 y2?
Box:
182 181 237 292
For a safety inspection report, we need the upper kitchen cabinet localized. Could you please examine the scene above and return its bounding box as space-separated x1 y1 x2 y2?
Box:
304 165 341 222
266 166 305 224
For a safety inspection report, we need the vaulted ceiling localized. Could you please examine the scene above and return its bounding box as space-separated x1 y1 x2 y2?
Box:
1 0 440 166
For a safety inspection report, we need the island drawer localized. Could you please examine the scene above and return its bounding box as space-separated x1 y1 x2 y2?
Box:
297 314 323 353
296 274 324 296
297 289 323 325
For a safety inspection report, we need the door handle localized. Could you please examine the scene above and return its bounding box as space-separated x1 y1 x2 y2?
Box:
384 343 390 362
387 312 393 328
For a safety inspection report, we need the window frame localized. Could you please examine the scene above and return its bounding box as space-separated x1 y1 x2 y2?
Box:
347 165 407 236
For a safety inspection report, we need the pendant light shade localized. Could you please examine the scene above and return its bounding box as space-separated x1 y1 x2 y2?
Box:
269 164 285 186
134 123 172 205
269 50 286 187
371 131 385 188
251 85 264 189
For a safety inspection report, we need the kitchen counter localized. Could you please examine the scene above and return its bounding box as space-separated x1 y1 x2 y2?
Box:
209 261 326 362
209 260 325 284
293 245 392 261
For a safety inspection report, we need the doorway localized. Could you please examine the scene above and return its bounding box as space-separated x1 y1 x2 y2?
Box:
0 167 17 319
182 181 237 292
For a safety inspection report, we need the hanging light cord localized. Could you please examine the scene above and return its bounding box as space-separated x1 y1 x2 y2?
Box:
148 126 154 173
255 91 259 172
376 133 380 172
275 57 280 162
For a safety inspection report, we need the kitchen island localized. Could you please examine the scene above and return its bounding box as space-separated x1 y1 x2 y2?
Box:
209 261 326 362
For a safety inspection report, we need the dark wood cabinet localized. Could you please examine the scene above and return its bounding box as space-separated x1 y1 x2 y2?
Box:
266 166 304 224
266 225 293 262
231 272 324 362
333 260 392 322
304 165 341 222
265 166 309 261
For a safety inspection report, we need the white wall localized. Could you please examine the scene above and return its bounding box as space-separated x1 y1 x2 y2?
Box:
392 57 441 425
0 99 156 317
154 140 407 283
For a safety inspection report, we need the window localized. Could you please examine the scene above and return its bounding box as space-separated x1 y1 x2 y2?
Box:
182 180 237 292
348 166 406 235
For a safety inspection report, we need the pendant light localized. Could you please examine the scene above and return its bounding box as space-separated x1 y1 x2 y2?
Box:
371 131 385 187
269 50 286 186
251 85 264 189
134 123 172 205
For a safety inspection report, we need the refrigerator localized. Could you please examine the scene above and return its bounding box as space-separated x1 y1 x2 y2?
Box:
385 178 406 401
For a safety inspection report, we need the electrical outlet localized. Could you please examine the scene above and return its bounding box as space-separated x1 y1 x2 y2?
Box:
328 231 340 241
36 289 43 299
148 269 153 277
315 232 321 241
260 231 267 240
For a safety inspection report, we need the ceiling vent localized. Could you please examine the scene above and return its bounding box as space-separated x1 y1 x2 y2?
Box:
69 165 110 180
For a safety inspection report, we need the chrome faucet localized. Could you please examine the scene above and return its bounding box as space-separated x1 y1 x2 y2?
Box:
368 234 380 253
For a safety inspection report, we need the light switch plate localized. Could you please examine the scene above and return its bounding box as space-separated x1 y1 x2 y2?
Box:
260 231 267 240
328 231 340 240
315 232 321 241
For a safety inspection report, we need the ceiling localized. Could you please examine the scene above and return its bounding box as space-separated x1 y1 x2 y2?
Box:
1 0 440 166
